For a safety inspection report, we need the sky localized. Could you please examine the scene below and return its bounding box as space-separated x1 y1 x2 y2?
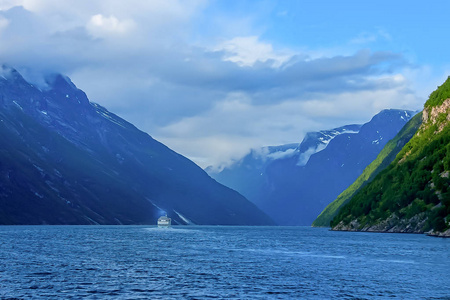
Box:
0 0 449 169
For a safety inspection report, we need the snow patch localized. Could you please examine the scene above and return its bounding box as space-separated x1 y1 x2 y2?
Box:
174 210 194 225
95 108 126 128
342 130 360 134
145 197 167 215
297 128 359 166
84 216 100 225
34 192 44 199
33 164 44 173
12 100 22 110
45 180 59 193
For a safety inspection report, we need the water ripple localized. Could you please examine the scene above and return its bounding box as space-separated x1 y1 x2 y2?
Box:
0 225 449 299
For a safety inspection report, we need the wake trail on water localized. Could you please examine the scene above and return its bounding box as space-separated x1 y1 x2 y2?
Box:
375 259 416 264
143 227 204 234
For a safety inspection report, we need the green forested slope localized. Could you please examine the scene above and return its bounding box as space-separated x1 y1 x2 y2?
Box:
312 112 422 227
330 77 450 235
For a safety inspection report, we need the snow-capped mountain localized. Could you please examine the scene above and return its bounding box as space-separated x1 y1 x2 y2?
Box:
207 109 415 225
0 65 274 225
206 124 361 206
295 125 362 166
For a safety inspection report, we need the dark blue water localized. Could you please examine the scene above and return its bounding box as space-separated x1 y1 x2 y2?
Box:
0 226 449 299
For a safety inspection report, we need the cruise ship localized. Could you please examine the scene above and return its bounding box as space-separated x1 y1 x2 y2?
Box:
157 215 171 228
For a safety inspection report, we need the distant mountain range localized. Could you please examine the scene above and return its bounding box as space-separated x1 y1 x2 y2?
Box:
0 65 274 225
329 77 450 237
207 109 415 225
313 112 422 227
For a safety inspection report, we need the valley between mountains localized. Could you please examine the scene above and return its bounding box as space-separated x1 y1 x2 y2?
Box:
1 64 449 236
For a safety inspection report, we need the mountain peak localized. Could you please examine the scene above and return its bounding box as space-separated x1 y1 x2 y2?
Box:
0 64 27 83
370 109 412 122
0 65 89 107
45 73 77 91
208 109 414 225
295 124 361 166
0 66 273 225
43 73 90 106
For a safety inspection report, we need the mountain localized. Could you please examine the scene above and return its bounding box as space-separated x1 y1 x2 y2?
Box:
330 78 450 237
206 125 361 210
208 110 414 225
0 65 274 225
206 143 301 204
313 112 422 227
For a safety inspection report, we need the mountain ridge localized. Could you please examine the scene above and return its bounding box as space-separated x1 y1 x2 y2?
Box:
313 112 422 227
208 109 414 225
0 65 274 225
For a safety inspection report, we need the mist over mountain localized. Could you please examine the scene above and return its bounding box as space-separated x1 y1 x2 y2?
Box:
0 65 273 225
208 109 415 225
313 112 422 227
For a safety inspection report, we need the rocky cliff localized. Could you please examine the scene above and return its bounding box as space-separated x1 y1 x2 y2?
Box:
330 77 450 237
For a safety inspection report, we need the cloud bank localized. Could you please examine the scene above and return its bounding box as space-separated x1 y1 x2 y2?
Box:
0 1 433 168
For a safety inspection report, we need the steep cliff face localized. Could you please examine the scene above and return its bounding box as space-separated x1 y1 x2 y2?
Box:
330 77 450 236
0 65 274 225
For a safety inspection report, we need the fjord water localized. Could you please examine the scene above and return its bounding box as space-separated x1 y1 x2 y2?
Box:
1 226 449 299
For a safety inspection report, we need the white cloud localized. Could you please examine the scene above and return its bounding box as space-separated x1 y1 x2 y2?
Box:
297 146 324 167
86 14 135 37
156 73 421 168
267 148 297 160
0 2 428 169
214 36 293 68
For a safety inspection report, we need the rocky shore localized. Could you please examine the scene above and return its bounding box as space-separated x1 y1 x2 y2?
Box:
427 228 450 238
331 213 450 237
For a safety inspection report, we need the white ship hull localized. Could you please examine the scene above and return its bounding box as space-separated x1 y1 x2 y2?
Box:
157 216 171 228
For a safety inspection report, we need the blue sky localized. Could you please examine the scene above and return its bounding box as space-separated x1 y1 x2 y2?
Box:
198 1 447 67
0 0 449 168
